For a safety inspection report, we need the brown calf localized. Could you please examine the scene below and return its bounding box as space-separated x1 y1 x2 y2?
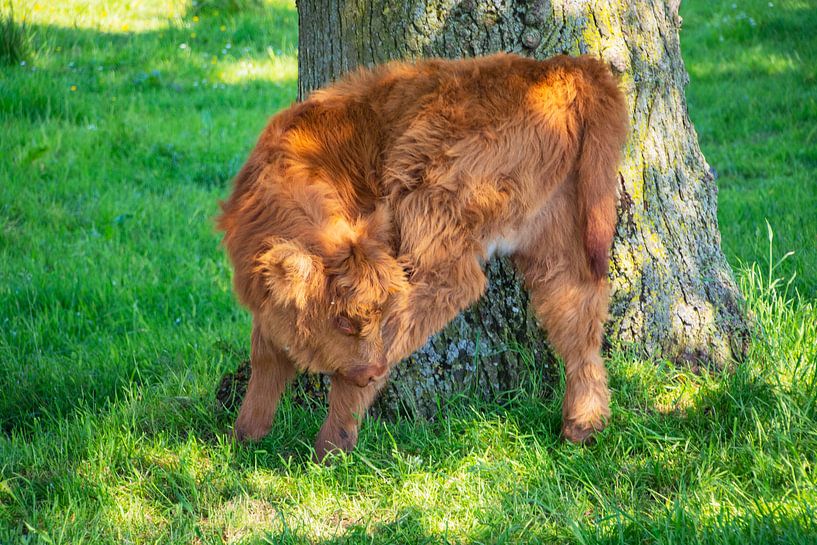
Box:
217 53 628 461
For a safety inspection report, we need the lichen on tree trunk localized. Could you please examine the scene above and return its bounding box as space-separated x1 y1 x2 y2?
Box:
217 0 751 418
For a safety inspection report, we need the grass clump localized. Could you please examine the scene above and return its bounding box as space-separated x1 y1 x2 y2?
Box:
0 6 29 65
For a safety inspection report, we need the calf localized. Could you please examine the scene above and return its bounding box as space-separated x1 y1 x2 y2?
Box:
217 52 628 461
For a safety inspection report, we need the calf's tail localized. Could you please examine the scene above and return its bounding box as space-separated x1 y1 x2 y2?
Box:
575 58 629 280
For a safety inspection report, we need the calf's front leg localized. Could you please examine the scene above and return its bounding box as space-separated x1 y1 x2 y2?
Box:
234 321 297 442
314 256 488 461
314 374 386 462
385 255 488 363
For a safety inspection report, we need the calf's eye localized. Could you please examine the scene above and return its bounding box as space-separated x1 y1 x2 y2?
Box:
334 315 359 336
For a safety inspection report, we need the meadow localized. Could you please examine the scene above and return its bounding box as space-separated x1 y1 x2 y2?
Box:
0 0 815 543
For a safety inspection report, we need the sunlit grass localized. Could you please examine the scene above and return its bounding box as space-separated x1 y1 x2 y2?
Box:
9 0 188 33
689 49 800 78
4 0 293 34
217 54 297 85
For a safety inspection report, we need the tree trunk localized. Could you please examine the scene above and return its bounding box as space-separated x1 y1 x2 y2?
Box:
219 0 750 418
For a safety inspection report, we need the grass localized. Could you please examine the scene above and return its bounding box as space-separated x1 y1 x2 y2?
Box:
682 0 817 296
0 0 815 543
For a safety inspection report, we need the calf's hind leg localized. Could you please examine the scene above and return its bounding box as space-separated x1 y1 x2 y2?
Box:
234 321 297 442
515 253 611 443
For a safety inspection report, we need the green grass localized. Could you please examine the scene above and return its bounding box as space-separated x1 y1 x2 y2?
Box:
0 5 30 65
682 0 817 296
1 0 815 543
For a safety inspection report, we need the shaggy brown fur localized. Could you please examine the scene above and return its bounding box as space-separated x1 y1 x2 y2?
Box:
217 52 628 461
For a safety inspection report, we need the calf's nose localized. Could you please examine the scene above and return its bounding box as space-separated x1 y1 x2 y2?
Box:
344 356 389 388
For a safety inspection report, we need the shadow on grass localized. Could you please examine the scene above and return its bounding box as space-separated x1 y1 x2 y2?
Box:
0 2 298 438
0 20 297 124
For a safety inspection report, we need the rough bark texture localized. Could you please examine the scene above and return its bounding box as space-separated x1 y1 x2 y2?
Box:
216 0 751 418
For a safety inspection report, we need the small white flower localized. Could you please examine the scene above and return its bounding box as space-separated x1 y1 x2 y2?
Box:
225 42 231 49
179 43 188 50
20 61 26 66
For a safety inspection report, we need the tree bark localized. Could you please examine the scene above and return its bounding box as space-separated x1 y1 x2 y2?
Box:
219 0 751 418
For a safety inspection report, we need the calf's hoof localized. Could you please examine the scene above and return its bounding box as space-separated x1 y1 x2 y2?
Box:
562 419 606 444
314 424 357 463
233 415 271 443
562 387 610 445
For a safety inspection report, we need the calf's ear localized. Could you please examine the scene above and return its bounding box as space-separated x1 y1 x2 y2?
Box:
256 239 325 310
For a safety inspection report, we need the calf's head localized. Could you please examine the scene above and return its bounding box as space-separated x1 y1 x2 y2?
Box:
255 216 407 386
